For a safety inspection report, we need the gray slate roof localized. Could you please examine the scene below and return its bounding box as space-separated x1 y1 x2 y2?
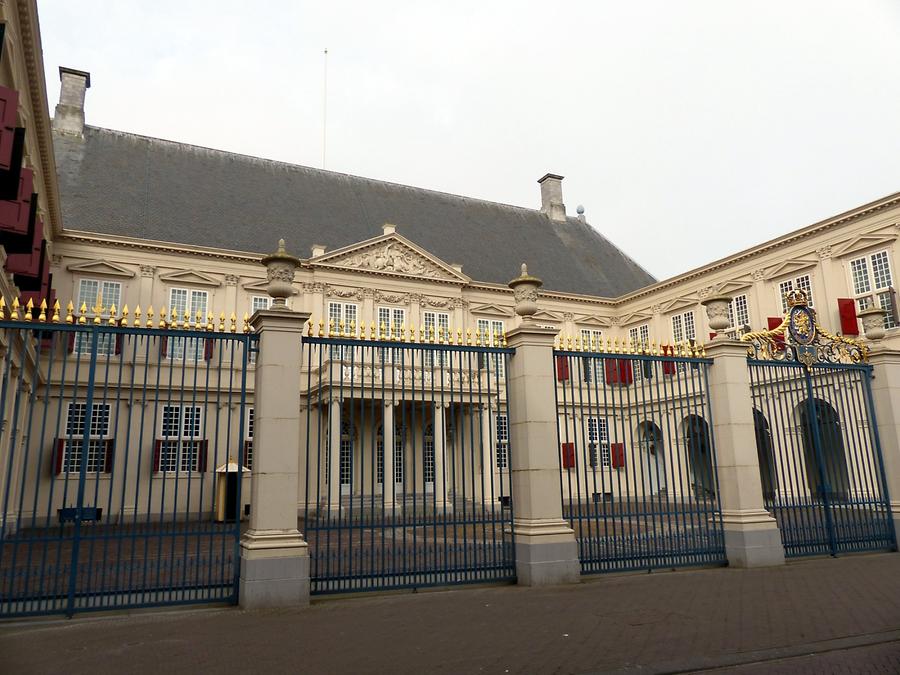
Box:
53 126 655 297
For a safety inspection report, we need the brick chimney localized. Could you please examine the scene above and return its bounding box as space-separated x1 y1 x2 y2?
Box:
52 67 91 136
538 173 566 222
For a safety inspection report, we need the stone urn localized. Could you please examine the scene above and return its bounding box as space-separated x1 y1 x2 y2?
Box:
701 293 733 335
508 263 542 322
858 306 887 342
260 238 301 310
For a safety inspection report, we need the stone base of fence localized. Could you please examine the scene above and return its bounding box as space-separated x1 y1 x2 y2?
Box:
721 510 786 568
514 519 581 585
239 530 310 609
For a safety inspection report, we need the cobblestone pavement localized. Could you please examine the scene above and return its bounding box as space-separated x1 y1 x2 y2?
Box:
1 553 899 675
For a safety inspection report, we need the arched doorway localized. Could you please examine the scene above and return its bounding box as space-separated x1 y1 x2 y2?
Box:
753 409 777 501
797 399 850 501
637 421 666 495
683 415 715 499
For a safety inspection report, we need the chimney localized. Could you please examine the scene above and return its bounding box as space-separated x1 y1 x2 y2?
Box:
52 67 91 136
310 244 327 258
538 173 566 222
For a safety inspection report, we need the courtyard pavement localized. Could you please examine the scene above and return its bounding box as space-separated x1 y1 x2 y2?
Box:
2 553 900 674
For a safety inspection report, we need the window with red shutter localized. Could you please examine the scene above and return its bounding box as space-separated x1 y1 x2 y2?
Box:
0 169 33 234
53 438 65 475
203 338 214 361
767 317 785 350
837 298 859 336
611 443 626 469
662 346 676 375
604 358 619 384
555 355 569 381
618 360 634 385
561 442 576 469
153 439 162 472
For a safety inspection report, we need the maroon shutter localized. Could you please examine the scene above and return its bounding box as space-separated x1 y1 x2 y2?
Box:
196 440 209 472
67 331 76 354
662 346 676 375
114 334 123 355
0 128 24 200
709 332 717 341
0 86 18 172
555 355 569 381
618 360 634 386
204 338 213 361
53 438 65 475
561 442 576 469
160 336 168 358
767 317 785 350
153 440 162 472
604 358 619 384
611 443 626 469
837 298 859 336
103 440 115 473
0 169 33 234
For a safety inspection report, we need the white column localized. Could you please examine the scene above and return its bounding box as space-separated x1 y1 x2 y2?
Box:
240 309 310 609
867 347 900 535
328 397 342 514
382 400 395 509
433 403 448 508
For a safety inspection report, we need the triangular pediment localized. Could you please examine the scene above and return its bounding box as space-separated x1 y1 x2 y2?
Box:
832 232 898 259
470 303 514 317
66 259 135 279
158 269 222 287
242 278 269 292
764 256 818 280
659 297 698 314
716 278 753 295
619 311 652 325
574 314 612 328
532 309 564 322
309 234 469 283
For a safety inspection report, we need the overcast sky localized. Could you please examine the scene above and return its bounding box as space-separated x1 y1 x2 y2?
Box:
37 1 900 281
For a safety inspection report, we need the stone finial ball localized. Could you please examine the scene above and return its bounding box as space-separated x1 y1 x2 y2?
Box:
576 205 585 215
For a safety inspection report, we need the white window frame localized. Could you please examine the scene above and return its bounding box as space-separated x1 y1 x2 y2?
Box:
423 311 449 367
477 318 506 378
250 295 272 314
74 279 123 356
423 422 435 487
778 274 814 312
377 306 405 363
496 414 509 469
328 301 358 359
244 407 254 470
158 404 204 473
849 250 897 330
579 328 604 383
728 294 750 334
167 288 209 361
587 417 610 469
627 324 650 382
62 402 111 473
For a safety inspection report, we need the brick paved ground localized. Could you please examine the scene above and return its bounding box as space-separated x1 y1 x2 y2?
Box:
2 552 899 675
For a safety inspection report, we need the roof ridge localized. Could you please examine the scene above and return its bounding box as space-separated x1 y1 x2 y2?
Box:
82 124 560 217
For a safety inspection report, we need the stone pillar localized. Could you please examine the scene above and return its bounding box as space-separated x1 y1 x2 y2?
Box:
705 338 785 567
866 347 900 537
327 397 342 514
138 265 155 311
433 403 448 507
240 309 310 609
382 400 395 509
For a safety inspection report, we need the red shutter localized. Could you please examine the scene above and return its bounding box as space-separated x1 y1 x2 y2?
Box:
767 317 785 350
837 298 859 336
67 331 76 354
153 440 162 472
662 346 676 375
53 438 65 475
160 336 168 358
196 439 209 472
611 443 626 469
0 168 33 234
0 128 24 200
114 334 123 355
103 440 115 473
618 360 634 385
0 86 19 173
709 332 717 341
561 442 576 469
204 338 214 361
555 355 569 381
604 358 620 384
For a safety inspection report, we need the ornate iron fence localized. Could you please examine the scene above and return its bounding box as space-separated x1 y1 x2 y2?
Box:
743 290 896 557
553 338 726 573
300 323 515 593
0 300 255 617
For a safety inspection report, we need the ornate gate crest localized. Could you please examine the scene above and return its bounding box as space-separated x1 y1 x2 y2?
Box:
740 290 869 366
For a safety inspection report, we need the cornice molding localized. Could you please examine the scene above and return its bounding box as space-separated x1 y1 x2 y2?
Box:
158 269 222 287
66 259 135 278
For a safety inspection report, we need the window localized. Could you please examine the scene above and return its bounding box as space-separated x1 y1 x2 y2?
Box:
496 414 509 469
580 329 604 382
251 295 272 314
157 404 204 472
671 310 696 345
75 279 122 355
424 423 435 484
393 423 404 485
729 294 750 332
477 319 505 378
167 288 209 360
778 274 814 312
423 311 449 366
60 403 111 473
587 417 610 468
376 425 385 485
377 306 405 362
849 250 897 329
329 302 358 359
244 407 254 470
628 324 650 381
339 419 352 487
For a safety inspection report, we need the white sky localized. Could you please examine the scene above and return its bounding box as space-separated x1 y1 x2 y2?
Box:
37 1 900 281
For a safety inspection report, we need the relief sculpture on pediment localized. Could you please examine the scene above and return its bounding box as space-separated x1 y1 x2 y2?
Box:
341 242 445 278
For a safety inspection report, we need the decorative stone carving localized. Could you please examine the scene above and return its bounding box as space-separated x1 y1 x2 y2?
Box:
508 263 542 322
375 291 409 305
408 293 426 305
334 242 449 279
609 316 622 326
325 285 365 301
139 265 156 278
51 254 63 266
450 298 469 309
697 286 712 300
424 296 452 308
302 282 326 294
651 304 662 316
562 312 574 322
816 245 833 260
859 306 887 341
702 293 733 334
362 288 378 298
752 270 765 282
224 274 239 286
260 239 301 310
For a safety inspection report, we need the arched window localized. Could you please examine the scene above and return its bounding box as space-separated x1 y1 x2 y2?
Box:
797 399 850 501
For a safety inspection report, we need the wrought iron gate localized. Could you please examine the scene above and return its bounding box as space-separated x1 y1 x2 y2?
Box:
0 305 254 617
554 338 726 573
300 323 515 594
744 291 896 558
